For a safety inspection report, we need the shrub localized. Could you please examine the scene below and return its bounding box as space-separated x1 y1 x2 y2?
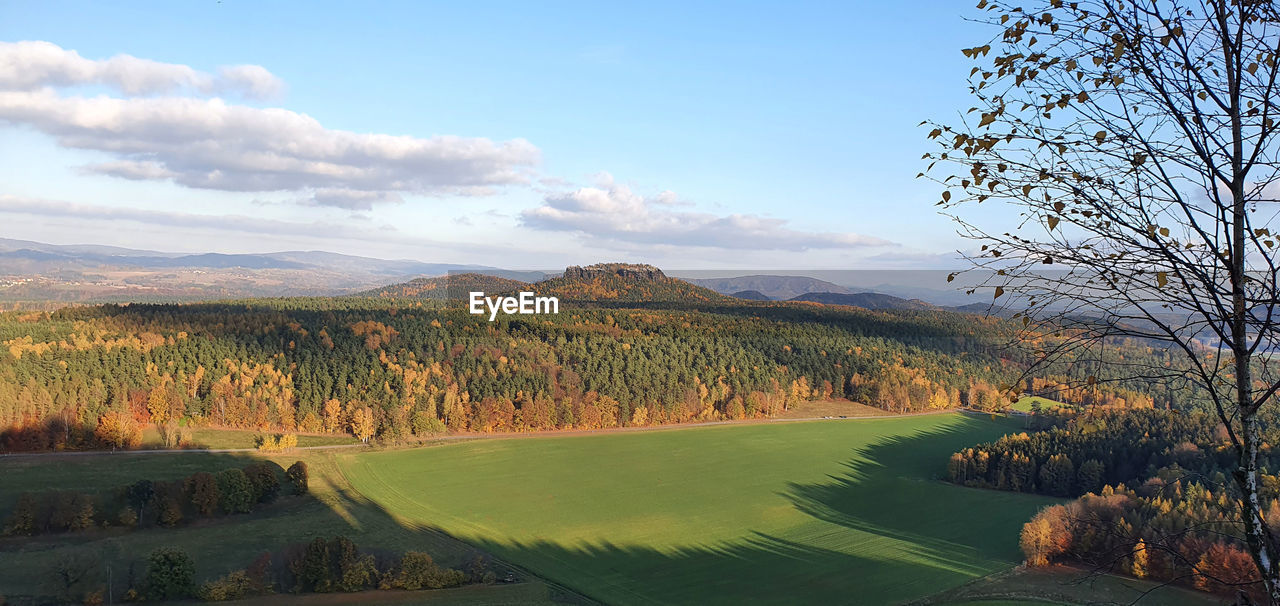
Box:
339 554 379 592
255 433 298 452
116 506 138 528
4 493 37 536
68 493 95 531
143 547 195 600
245 552 273 592
243 463 280 504
126 480 154 514
158 423 188 449
45 553 95 602
157 493 183 527
94 411 142 450
391 551 464 590
286 461 308 495
391 551 436 590
464 554 491 582
291 537 333 593
411 411 446 436
288 535 384 593
186 472 220 516
156 481 187 527
255 434 278 451
216 469 253 514
48 492 76 531
198 570 255 601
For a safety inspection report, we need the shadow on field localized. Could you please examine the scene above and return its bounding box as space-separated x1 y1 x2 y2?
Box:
2 418 1042 606
359 417 1049 606
0 450 584 606
781 417 1047 568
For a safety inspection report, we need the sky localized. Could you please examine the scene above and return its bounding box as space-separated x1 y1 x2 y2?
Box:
0 1 1002 269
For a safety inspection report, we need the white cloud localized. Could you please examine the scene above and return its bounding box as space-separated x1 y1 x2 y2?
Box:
0 40 283 99
307 189 404 210
521 180 895 251
0 41 541 206
214 64 285 100
0 194 376 238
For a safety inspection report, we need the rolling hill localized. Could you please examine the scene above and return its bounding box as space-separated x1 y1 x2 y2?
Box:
527 263 730 303
790 291 938 311
0 238 541 304
353 272 530 300
730 289 771 301
686 274 852 300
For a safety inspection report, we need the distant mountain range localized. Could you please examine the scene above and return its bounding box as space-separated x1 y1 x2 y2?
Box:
0 239 996 315
0 237 501 276
788 291 938 311
355 266 969 313
0 238 545 304
687 275 852 300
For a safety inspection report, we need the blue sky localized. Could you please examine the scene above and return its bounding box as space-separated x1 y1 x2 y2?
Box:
0 1 999 269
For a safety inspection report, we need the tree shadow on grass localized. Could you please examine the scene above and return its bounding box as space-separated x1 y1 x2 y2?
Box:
335 418 1058 606
780 416 1060 567
1 419 1052 606
0 450 582 606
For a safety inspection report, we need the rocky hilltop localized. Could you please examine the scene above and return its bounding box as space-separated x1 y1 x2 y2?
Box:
563 263 667 281
529 263 727 303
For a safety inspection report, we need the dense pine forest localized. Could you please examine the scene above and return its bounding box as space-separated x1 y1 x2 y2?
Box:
947 408 1275 498
0 268 1197 453
0 296 1000 451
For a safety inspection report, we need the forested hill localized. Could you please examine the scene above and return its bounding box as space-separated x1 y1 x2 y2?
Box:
687 275 852 300
352 273 529 300
0 286 1194 452
790 291 937 311
525 263 730 303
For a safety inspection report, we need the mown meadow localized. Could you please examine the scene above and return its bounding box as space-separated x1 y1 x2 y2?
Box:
339 414 1055 605
1 413 1226 605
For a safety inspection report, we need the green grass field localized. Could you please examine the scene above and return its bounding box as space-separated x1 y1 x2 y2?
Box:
0 451 571 605
1011 397 1065 413
0 413 1227 606
338 415 1057 605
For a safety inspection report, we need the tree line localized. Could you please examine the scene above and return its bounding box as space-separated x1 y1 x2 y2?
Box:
0 298 1187 451
3 460 308 536
947 408 1272 498
55 535 491 603
1021 480 1263 600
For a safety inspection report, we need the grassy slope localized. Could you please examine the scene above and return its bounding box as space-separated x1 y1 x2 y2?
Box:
338 414 1056 606
0 414 1227 606
1011 396 1065 413
0 452 567 605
